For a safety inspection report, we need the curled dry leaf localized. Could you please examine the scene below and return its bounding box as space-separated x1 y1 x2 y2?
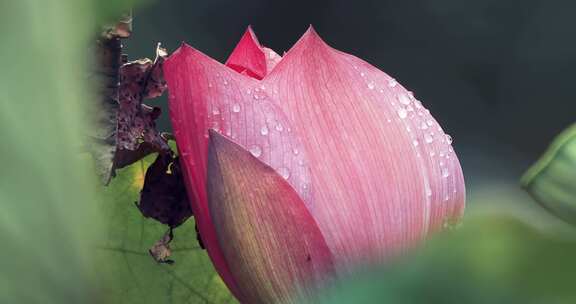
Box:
136 152 192 228
115 44 170 171
149 229 175 264
90 40 171 184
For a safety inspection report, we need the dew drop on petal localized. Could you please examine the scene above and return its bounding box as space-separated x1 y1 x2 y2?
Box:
425 185 432 197
397 108 408 119
232 104 241 113
388 79 398 87
413 140 419 147
275 123 284 132
414 100 422 109
293 148 299 155
398 93 411 105
278 167 290 179
441 167 450 178
212 108 220 115
367 81 375 90
249 145 262 157
260 126 269 136
420 122 428 130
445 134 453 144
424 133 434 144
426 120 434 127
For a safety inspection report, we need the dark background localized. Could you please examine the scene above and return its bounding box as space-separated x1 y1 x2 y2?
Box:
126 0 576 204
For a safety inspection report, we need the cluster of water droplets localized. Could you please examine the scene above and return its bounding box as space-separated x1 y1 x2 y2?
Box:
356 65 458 206
204 76 312 204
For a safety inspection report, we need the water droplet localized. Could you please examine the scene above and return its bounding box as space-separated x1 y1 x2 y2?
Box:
441 167 450 178
387 118 392 123
253 94 260 100
278 167 290 179
246 89 252 94
223 79 229 85
424 133 434 144
212 108 220 115
445 134 453 144
293 148 299 155
397 108 408 119
398 93 411 105
413 140 419 147
426 120 434 126
367 81 375 90
275 123 284 132
232 104 241 113
448 147 454 153
420 122 428 130
429 151 436 157
425 185 432 197
388 79 398 87
208 83 213 88
260 85 266 91
260 126 269 135
444 195 450 202
414 100 422 109
249 145 262 157
360 72 365 77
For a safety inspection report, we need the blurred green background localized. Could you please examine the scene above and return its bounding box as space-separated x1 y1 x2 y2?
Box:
2 0 576 303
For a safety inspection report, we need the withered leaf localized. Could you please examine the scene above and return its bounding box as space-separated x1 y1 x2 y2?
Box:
115 44 170 171
136 153 192 228
149 229 175 264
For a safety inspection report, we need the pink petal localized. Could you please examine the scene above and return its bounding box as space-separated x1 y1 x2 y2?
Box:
225 26 267 79
163 43 312 298
207 130 335 303
263 27 465 269
262 47 282 73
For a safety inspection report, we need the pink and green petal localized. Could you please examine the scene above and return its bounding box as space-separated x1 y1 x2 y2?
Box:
163 39 312 298
207 131 335 303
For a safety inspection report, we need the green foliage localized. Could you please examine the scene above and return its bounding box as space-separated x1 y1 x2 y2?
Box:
316 216 576 304
0 1 232 303
522 124 576 225
0 0 108 302
97 154 236 304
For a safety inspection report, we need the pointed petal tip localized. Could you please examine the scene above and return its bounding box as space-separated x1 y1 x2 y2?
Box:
225 25 267 79
165 42 197 65
301 25 326 45
243 25 261 46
